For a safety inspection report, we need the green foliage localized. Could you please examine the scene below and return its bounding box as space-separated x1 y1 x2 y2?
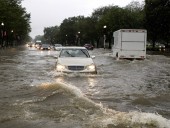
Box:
145 0 170 46
93 4 144 48
60 16 80 45
44 26 60 44
41 1 145 48
125 1 145 29
34 35 45 43
51 16 97 46
41 0 169 48
0 0 31 43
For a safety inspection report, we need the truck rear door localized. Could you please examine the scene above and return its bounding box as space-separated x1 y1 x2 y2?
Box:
121 32 146 51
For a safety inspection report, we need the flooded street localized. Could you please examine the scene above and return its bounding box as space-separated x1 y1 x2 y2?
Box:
0 46 170 128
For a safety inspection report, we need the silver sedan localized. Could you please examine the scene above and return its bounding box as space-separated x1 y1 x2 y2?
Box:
56 47 97 74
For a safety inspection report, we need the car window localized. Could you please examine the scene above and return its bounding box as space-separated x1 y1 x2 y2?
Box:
59 49 90 58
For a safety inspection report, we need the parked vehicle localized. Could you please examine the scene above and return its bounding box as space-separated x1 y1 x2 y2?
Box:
155 43 165 51
84 44 94 50
56 47 97 74
147 42 165 51
112 29 147 59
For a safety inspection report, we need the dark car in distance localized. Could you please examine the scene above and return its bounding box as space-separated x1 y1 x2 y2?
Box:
84 44 94 50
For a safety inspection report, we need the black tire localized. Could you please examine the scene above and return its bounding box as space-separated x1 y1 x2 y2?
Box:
116 52 118 58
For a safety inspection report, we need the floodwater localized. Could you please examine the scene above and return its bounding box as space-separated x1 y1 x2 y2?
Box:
0 46 170 128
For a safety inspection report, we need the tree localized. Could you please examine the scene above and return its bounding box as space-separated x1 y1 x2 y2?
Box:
91 6 116 48
0 0 31 46
92 4 145 48
125 1 145 29
145 0 170 47
34 35 45 43
59 17 79 45
40 1 146 49
44 26 60 44
79 17 97 46
59 16 93 46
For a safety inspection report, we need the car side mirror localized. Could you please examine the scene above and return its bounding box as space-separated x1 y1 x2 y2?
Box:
91 56 95 59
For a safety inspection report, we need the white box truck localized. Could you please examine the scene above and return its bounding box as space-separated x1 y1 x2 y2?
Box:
112 29 147 59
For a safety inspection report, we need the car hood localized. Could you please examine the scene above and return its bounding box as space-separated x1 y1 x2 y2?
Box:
57 58 94 66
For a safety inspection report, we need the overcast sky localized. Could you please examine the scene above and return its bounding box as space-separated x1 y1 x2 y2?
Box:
21 0 143 38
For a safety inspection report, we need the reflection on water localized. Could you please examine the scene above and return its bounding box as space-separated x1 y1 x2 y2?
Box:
87 77 96 88
56 76 65 83
40 50 52 56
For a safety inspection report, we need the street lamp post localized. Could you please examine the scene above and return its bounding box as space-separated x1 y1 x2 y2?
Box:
78 31 80 46
1 22 4 47
103 25 107 49
10 30 14 47
66 34 67 46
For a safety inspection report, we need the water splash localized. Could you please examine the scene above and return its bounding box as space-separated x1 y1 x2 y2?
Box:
39 83 170 127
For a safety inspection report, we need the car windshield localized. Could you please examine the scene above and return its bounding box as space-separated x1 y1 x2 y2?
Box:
59 49 90 58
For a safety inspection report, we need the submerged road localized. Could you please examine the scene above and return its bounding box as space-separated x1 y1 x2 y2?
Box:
0 46 170 128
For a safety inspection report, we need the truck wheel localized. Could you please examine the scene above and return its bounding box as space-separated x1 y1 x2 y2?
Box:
116 53 119 60
116 53 118 57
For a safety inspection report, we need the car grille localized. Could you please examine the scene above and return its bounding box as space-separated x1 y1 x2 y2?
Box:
68 66 85 71
42 47 49 50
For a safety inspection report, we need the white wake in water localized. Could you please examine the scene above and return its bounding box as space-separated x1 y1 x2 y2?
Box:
45 82 170 128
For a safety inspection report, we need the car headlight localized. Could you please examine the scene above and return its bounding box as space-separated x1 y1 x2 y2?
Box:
56 64 66 71
87 64 96 71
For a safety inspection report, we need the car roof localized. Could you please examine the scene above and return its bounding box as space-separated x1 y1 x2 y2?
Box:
61 46 86 49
